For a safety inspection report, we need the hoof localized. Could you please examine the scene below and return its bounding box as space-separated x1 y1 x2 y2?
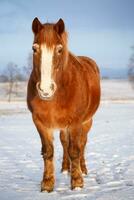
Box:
41 190 49 193
71 176 84 190
62 170 69 175
73 187 82 191
61 167 70 173
41 180 54 193
82 172 88 177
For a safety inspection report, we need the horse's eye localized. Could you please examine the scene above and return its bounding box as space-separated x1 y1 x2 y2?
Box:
32 43 39 53
32 46 37 53
56 44 63 55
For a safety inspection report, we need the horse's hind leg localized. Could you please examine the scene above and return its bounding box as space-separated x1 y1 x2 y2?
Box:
68 125 84 189
60 129 70 173
80 119 92 175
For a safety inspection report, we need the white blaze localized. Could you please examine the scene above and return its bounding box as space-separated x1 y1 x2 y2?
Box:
40 45 54 94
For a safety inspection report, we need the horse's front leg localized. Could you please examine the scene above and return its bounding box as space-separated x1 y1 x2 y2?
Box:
32 115 54 192
68 125 83 189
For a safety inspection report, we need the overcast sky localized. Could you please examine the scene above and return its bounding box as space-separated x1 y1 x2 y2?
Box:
0 0 134 71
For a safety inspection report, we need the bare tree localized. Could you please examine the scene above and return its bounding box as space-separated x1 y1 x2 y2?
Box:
128 46 134 89
23 53 32 80
4 62 18 102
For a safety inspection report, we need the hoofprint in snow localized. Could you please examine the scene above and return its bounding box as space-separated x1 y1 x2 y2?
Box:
0 101 134 200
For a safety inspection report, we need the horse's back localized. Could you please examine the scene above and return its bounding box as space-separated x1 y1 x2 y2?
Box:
75 55 101 119
78 56 100 77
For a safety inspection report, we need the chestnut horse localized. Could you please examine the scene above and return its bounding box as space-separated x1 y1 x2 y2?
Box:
27 18 100 192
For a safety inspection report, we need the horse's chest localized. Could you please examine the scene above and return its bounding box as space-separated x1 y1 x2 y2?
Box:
31 88 87 128
33 102 72 128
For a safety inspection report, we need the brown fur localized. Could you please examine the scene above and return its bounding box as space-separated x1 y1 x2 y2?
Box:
27 18 101 192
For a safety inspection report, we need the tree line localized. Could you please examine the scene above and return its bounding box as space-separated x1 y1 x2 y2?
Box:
0 47 134 102
128 46 134 89
0 53 32 102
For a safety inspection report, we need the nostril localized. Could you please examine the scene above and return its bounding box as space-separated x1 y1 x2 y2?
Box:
50 82 57 92
51 82 57 92
43 93 49 96
50 83 55 91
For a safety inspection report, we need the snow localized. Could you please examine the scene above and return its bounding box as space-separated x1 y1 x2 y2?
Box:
0 101 134 200
101 79 134 101
0 80 134 199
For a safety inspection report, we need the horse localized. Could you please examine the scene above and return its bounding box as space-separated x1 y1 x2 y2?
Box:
27 18 100 192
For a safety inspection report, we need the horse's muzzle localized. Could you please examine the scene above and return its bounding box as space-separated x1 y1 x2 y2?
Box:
36 82 57 100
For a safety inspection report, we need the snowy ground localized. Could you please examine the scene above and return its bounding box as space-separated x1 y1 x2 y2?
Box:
0 80 134 199
101 79 134 101
0 101 134 200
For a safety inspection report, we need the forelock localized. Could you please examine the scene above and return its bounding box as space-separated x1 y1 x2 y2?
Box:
39 24 60 48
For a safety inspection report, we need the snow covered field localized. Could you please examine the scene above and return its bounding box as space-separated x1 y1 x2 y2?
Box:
0 80 134 200
0 79 134 102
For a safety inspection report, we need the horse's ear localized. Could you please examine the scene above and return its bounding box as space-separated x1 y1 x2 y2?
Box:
54 18 65 35
32 17 43 34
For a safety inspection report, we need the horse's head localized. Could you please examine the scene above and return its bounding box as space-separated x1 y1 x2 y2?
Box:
32 18 68 100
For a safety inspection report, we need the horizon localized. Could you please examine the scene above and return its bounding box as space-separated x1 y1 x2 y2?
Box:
0 0 134 75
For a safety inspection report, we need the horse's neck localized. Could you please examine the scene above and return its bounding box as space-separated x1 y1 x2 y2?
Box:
57 52 78 87
69 52 82 67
